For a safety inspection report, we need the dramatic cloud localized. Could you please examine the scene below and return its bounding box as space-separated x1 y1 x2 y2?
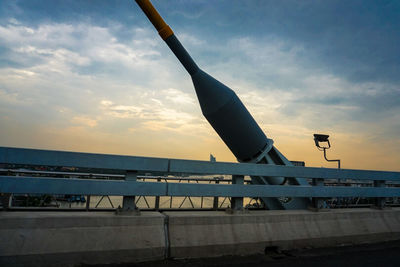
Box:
0 0 399 171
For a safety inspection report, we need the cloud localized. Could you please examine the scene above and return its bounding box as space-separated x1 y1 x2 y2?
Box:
0 22 163 72
100 87 203 135
0 1 399 170
0 20 181 118
162 88 195 105
178 33 205 46
71 116 98 127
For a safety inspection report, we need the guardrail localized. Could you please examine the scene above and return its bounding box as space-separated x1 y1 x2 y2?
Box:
1 147 400 211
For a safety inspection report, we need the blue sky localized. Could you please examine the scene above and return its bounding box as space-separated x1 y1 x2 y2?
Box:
0 0 399 170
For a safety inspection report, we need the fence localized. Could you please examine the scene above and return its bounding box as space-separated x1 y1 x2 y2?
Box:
1 146 400 211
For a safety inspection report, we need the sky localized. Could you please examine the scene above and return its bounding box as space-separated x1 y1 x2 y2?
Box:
0 0 399 171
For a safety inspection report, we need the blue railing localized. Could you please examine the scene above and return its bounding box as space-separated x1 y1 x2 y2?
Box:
1 146 400 210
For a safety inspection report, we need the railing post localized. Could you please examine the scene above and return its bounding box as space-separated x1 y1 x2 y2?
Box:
231 175 244 210
311 178 325 211
117 171 140 215
85 195 91 211
373 180 386 209
155 177 161 210
213 179 219 210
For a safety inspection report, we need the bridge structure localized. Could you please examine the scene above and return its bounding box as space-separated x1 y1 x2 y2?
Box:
1 146 400 266
1 146 400 211
1 1 400 266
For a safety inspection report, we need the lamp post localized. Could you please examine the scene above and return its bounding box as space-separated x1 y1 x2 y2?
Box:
313 134 341 169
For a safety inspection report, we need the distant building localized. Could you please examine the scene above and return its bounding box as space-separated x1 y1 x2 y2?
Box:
210 154 216 162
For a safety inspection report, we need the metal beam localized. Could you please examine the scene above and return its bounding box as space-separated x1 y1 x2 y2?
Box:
0 176 166 196
1 177 399 198
0 147 169 173
169 159 400 181
1 147 400 181
167 183 400 198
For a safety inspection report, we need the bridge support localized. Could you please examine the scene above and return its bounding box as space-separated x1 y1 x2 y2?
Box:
155 177 161 210
118 171 140 215
213 179 220 210
231 175 244 211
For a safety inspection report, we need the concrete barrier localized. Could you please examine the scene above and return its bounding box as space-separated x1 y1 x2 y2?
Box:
165 208 400 259
0 211 166 266
1 208 400 265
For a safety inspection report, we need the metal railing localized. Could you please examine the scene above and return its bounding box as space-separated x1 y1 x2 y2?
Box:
1 146 400 211
0 168 253 210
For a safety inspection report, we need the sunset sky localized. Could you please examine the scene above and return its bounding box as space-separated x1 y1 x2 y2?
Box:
0 0 399 171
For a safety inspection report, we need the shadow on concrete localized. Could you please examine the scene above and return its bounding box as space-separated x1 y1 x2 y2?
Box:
80 240 400 267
